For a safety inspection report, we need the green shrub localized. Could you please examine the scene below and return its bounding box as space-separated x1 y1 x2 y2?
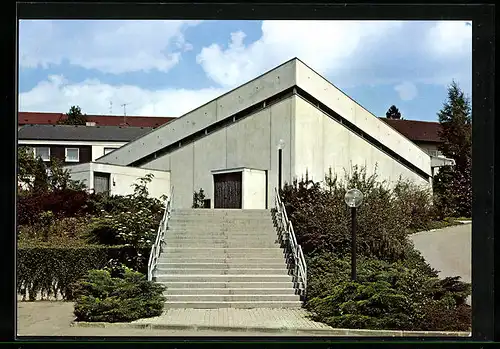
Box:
84 207 161 248
72 268 165 322
18 216 90 245
17 244 150 301
305 255 471 331
281 166 433 261
192 188 206 208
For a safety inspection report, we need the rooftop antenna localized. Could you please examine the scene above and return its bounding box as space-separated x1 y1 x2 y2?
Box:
120 103 129 126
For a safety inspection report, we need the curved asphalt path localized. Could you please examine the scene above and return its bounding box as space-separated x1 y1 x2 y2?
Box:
410 223 471 305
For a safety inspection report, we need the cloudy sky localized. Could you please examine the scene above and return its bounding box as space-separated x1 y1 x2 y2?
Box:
18 20 472 121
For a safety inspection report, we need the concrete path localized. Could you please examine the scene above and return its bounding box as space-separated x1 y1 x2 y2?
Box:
410 223 471 305
410 223 471 283
18 302 469 337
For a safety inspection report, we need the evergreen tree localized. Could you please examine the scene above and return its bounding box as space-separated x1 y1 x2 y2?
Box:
433 81 472 218
58 106 87 125
437 81 472 172
386 105 402 119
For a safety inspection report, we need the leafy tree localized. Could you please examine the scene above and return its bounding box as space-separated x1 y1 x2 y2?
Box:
17 147 37 191
386 105 402 119
58 106 87 125
17 147 86 194
434 81 472 217
33 157 49 193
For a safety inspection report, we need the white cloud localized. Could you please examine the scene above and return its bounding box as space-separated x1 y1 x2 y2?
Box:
19 75 226 117
197 21 403 87
196 21 472 90
425 21 472 58
394 82 418 101
19 20 201 74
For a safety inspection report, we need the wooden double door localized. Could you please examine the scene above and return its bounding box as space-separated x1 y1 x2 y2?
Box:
213 172 242 209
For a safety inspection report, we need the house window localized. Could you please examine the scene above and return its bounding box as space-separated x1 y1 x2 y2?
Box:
34 147 50 161
65 148 80 162
104 147 117 155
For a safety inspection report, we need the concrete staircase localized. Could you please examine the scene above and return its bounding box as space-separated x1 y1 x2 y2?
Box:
155 209 302 309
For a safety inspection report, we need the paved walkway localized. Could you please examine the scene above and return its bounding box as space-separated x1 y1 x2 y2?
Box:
410 223 471 283
132 308 331 332
410 223 471 305
18 300 469 337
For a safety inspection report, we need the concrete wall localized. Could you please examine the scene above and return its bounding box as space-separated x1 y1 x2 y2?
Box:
416 142 442 157
293 96 431 188
242 169 267 209
294 60 431 177
66 162 170 200
65 163 92 188
97 60 298 166
140 97 295 209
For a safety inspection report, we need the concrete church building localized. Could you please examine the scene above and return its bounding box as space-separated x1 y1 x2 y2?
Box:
72 58 432 209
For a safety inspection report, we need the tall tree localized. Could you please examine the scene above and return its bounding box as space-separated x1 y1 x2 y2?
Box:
437 80 472 172
386 105 402 119
434 80 472 217
58 105 87 125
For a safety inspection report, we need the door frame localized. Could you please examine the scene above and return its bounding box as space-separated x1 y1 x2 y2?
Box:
212 169 244 209
93 171 111 194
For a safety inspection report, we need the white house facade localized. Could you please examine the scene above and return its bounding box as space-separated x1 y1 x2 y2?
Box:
85 58 432 209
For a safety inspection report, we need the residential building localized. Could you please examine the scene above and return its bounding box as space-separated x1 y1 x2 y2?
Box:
69 58 434 208
17 112 174 130
380 118 455 176
18 124 154 166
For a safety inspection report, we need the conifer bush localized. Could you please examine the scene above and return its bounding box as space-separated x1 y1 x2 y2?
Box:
72 267 165 323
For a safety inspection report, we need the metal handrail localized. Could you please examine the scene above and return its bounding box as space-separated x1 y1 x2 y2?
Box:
274 188 307 297
147 186 174 281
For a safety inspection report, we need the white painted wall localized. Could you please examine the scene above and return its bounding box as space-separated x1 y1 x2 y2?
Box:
96 60 298 166
141 98 295 209
293 96 431 188
294 60 431 177
65 162 170 200
242 169 267 209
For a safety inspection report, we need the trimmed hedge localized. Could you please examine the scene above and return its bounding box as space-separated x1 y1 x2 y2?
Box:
17 244 150 301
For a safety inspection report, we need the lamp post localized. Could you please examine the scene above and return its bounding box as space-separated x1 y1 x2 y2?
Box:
277 139 285 189
344 188 364 281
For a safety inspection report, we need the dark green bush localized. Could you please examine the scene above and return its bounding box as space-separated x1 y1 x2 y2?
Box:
305 254 471 331
17 244 150 301
72 268 165 323
281 166 433 261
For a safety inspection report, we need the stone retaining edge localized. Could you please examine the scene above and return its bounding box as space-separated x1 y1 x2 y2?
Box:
70 321 471 337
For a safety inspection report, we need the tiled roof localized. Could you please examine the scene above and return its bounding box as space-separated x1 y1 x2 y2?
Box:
380 118 442 143
18 112 174 128
18 124 154 142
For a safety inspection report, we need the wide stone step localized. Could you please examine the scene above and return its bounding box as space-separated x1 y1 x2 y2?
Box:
163 301 303 309
172 209 270 213
161 247 285 257
168 225 275 230
165 242 280 248
157 268 288 275
156 275 293 283
164 294 300 302
157 262 287 269
158 281 295 289
164 288 296 295
158 257 287 264
166 234 279 240
169 216 272 220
